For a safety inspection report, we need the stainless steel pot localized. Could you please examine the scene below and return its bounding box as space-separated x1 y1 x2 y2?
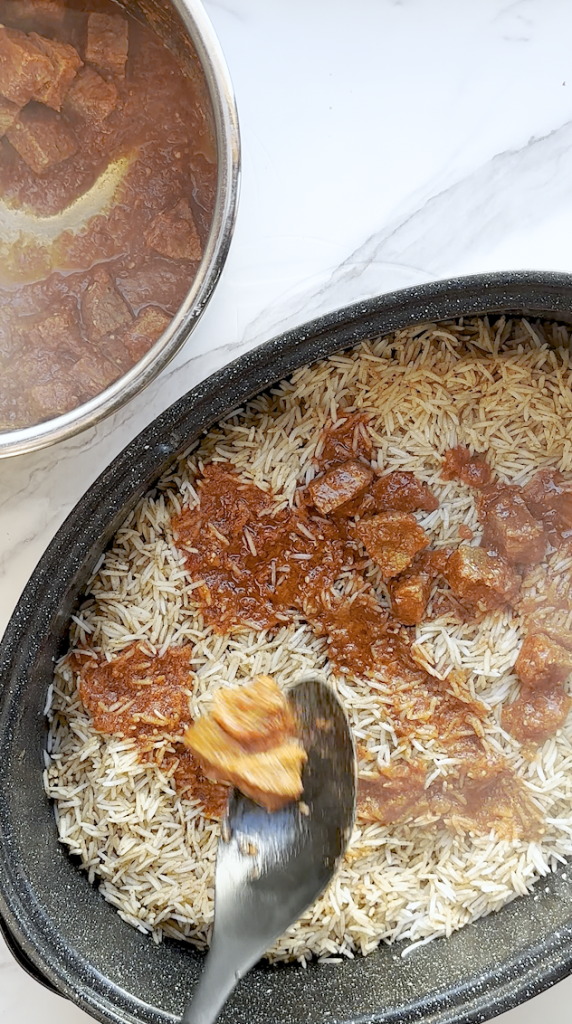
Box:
2 272 572 1024
0 0 240 460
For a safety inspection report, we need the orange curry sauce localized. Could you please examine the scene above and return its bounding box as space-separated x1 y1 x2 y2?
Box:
78 644 227 818
76 425 572 838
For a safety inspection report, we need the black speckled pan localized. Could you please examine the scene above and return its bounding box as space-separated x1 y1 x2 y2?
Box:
2 271 572 1024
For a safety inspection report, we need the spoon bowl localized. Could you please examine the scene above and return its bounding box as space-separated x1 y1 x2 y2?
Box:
182 675 357 1024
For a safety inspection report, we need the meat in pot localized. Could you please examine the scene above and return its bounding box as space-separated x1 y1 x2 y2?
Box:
0 0 216 431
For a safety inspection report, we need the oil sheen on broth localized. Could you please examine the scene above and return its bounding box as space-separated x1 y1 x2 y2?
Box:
0 0 216 430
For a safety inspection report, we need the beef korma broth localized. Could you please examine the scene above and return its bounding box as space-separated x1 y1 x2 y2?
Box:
0 0 216 430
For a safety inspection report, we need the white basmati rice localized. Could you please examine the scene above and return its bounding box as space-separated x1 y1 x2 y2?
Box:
45 316 572 961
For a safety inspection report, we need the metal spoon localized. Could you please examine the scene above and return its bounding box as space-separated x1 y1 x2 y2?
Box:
181 675 356 1024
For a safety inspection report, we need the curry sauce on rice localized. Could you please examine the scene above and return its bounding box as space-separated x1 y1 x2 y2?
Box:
45 316 572 960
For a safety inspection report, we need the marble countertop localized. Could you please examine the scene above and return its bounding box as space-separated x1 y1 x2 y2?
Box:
2 0 572 1019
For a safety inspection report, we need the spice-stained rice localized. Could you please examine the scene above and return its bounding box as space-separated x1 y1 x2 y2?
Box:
45 315 572 962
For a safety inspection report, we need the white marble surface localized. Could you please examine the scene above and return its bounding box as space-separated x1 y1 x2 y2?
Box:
2 0 572 1019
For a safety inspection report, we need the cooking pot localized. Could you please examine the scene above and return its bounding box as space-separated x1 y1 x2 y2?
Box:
2 271 572 1024
0 0 240 460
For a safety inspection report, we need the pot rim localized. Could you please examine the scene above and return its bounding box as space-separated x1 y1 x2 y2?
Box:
0 0 241 460
2 269 572 1023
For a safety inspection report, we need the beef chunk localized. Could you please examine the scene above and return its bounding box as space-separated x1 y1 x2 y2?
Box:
211 674 297 748
503 686 571 743
444 545 521 613
81 269 133 342
28 32 82 110
523 469 572 544
504 632 572 743
185 715 306 812
414 548 452 579
116 258 190 313
308 460 373 514
29 374 79 419
11 343 74 391
120 305 171 361
72 351 121 399
390 573 432 625
356 511 430 578
2 0 66 30
515 634 572 688
7 104 77 172
97 332 132 374
144 198 202 261
388 549 451 626
0 26 52 105
64 65 116 122
441 445 492 488
478 485 547 565
13 299 84 359
317 413 373 469
371 470 439 513
85 12 128 77
0 26 80 111
0 95 20 137
184 676 307 811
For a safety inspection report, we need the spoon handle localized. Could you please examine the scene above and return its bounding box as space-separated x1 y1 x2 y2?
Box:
181 676 356 1024
181 938 240 1024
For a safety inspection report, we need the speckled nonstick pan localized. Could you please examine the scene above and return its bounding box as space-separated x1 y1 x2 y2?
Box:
2 271 572 1024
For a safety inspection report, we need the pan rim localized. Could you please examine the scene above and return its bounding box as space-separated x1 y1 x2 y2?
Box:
2 268 572 1023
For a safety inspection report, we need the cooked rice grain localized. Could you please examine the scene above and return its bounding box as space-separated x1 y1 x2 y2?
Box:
46 317 572 961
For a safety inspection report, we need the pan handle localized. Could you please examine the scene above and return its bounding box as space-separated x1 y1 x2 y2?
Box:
0 912 62 996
